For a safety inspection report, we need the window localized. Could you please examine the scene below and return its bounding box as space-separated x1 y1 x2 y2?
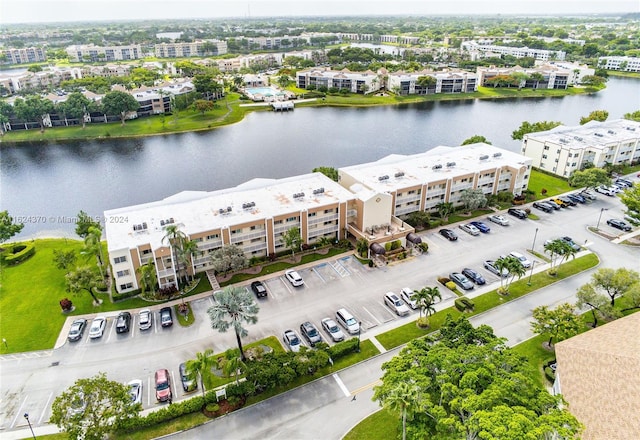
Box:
408 190 416 194
286 216 298 222
543 146 550 150
324 209 334 214
308 212 316 217
206 233 219 240
542 154 548 159
141 249 152 255
114 256 127 264
231 229 242 235
120 283 133 290
116 270 130 277
250 225 256 231
274 220 283 225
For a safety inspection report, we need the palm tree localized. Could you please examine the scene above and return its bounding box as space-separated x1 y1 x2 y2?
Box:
503 256 527 293
207 286 259 361
162 224 187 290
186 348 215 399
220 348 246 385
436 202 454 222
82 225 105 278
136 261 157 296
494 257 511 292
383 382 421 440
544 239 573 272
413 286 441 322
178 239 199 285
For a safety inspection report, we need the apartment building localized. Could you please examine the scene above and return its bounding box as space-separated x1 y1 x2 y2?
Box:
154 40 228 58
379 35 421 45
476 65 571 89
598 56 640 73
1 47 46 64
521 119 640 177
339 144 532 219
0 67 83 95
66 44 142 62
104 173 356 293
461 41 566 61
386 69 477 94
296 68 381 93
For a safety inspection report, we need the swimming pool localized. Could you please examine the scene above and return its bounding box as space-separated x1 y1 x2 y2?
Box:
245 86 282 96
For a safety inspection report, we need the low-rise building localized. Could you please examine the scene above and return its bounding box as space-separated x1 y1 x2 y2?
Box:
154 40 228 58
521 119 640 177
462 41 566 61
66 44 143 62
296 67 381 94
476 65 571 89
387 69 477 94
1 47 46 64
597 56 640 73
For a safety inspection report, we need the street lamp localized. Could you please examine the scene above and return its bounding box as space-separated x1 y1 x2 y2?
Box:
527 261 536 286
24 413 36 439
596 208 609 230
357 322 362 353
531 227 539 252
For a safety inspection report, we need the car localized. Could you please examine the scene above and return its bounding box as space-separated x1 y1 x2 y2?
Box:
336 308 360 335
179 362 197 392
566 193 586 204
160 307 173 327
595 185 614 196
321 317 345 342
461 268 486 285
507 208 528 219
487 214 509 226
88 317 106 339
607 219 632 231
283 329 302 352
449 272 474 290
615 178 633 188
533 201 552 213
155 369 172 402
250 280 268 298
300 321 322 346
558 196 576 207
139 309 152 331
484 260 508 277
541 200 561 210
608 185 622 194
67 318 87 342
551 198 568 208
580 189 597 200
400 287 418 309
384 292 411 316
128 379 143 405
508 251 532 268
470 221 490 233
439 228 458 241
285 269 304 287
459 223 480 236
115 311 131 334
69 392 86 416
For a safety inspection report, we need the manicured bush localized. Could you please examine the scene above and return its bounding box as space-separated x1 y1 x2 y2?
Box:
384 242 392 251
437 276 450 285
544 366 556 383
117 395 205 431
327 337 359 359
390 240 401 251
113 288 140 302
418 242 429 252
2 243 36 265
445 281 457 291
59 298 73 311
454 297 475 312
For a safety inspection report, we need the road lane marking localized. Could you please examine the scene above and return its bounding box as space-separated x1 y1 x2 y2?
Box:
350 379 382 396
333 374 350 397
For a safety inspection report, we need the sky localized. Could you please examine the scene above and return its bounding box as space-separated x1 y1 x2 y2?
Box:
1 0 638 25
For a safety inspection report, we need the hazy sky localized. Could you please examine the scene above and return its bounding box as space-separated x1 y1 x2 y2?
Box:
2 0 638 24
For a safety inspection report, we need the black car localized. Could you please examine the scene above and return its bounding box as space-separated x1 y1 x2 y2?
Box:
300 321 322 346
542 200 561 211
532 202 552 213
67 318 87 342
607 219 632 231
439 228 458 241
250 280 268 298
160 307 173 327
507 208 527 219
566 193 586 204
462 268 486 285
115 311 131 334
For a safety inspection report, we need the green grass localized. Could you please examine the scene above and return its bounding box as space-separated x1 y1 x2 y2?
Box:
175 303 195 327
448 208 494 224
527 169 573 198
343 409 398 440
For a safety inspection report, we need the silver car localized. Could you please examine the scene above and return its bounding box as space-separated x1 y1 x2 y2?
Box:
487 215 509 226
128 379 143 405
459 223 480 236
139 309 152 331
321 318 345 342
384 292 411 316
400 287 418 309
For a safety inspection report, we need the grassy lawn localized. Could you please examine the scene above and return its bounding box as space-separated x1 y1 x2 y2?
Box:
343 409 398 440
527 169 573 198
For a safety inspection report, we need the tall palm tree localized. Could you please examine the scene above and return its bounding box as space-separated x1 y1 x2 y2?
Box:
413 286 441 321
186 348 214 399
162 224 187 290
207 286 259 361
136 261 157 295
503 256 527 293
220 348 246 385
383 382 421 440
82 225 105 278
178 239 199 285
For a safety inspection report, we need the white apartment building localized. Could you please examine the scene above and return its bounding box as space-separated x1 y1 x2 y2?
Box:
296 68 381 94
379 35 421 45
533 61 595 85
154 40 228 58
0 67 83 95
1 47 46 64
461 41 566 61
386 69 477 94
339 144 532 218
476 65 571 89
66 44 143 62
598 56 640 73
521 119 640 177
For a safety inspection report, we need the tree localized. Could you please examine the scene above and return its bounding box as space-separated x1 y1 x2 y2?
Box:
591 267 639 307
579 109 609 125
581 75 607 87
207 286 259 361
66 266 102 304
568 168 611 190
531 303 581 348
137 261 157 295
83 225 105 278
13 95 54 132
529 72 544 88
356 237 369 258
186 348 215 399
461 135 491 145
510 71 530 89
413 286 440 323
101 90 139 125
209 245 247 275
511 120 562 140
544 238 574 272
623 110 640 122
58 92 91 128
278 75 291 88
0 210 24 243
575 283 620 327
162 224 188 290
193 74 223 100
436 201 454 221
178 239 198 283
311 166 338 182
495 255 526 293
383 382 421 440
0 101 13 135
282 226 303 257
459 188 487 212
405 210 430 229
220 348 246 385
50 372 140 440
53 249 76 270
620 183 640 223
192 99 215 114
75 210 101 239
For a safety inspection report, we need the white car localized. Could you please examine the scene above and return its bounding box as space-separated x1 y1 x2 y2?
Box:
128 379 143 405
459 223 480 236
595 185 614 196
139 309 152 331
400 287 418 309
508 251 532 268
88 317 106 339
321 317 345 342
487 215 509 226
284 269 304 287
384 292 411 316
283 329 302 352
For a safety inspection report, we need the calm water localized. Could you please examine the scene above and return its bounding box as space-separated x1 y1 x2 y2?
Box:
2 77 639 239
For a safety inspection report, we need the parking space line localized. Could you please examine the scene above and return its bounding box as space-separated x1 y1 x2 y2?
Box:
332 373 351 397
170 369 177 401
39 392 53 424
280 277 293 294
313 267 326 283
378 302 397 322
148 376 152 406
361 306 382 325
10 394 28 428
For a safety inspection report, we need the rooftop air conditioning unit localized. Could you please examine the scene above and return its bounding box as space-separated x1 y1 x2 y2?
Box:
479 155 489 160
394 172 405 178
493 152 502 158
432 164 442 170
446 162 456 167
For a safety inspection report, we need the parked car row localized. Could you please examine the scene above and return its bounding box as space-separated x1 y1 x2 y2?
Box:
67 307 168 342
282 311 355 352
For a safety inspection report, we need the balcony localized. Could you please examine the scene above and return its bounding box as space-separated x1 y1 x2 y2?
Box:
426 188 446 197
451 182 473 191
395 204 420 216
308 224 339 238
198 240 223 251
308 213 339 225
230 230 267 244
395 193 421 203
242 241 268 252
274 223 299 234
157 268 175 278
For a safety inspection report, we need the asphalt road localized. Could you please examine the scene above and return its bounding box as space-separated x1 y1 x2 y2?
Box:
1 184 638 439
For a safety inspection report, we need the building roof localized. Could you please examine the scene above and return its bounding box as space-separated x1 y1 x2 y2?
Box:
104 173 354 252
524 119 640 151
555 313 640 440
340 143 531 193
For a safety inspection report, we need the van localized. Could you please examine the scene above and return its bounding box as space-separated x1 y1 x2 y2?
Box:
336 308 360 335
155 369 172 402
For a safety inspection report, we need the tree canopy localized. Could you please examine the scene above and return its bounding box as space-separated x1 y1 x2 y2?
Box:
75 210 101 239
312 166 339 182
461 135 491 145
0 210 24 243
623 110 640 122
531 303 581 348
101 90 139 125
567 167 610 190
511 120 562 140
579 109 609 125
619 183 640 223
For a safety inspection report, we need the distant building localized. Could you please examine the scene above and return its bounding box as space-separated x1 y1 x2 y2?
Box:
521 119 640 177
296 67 382 94
66 44 143 62
154 40 228 58
1 47 47 64
598 56 640 73
476 64 571 89
462 41 566 61
386 69 477 94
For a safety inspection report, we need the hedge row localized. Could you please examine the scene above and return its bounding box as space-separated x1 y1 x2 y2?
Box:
454 297 475 312
1 243 36 265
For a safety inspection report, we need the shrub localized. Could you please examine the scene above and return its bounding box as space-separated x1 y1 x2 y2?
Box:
455 297 475 312
2 242 36 265
113 288 140 302
418 242 429 252
327 337 359 359
445 281 458 291
59 298 73 311
157 285 178 298
437 276 450 285
368 259 374 267
384 242 392 251
205 403 219 413
541 188 548 195
544 366 556 383
390 240 401 251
